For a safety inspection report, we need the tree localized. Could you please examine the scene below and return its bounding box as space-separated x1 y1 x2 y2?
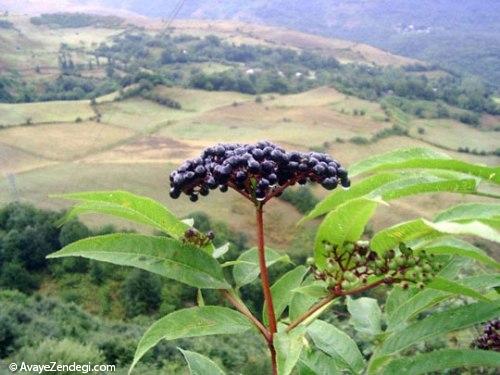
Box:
0 262 39 293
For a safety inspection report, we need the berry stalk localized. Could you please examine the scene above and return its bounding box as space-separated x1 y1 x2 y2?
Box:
256 205 278 375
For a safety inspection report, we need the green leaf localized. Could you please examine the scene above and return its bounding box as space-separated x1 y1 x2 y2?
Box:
232 247 290 287
303 171 479 221
426 276 491 301
434 203 500 228
298 349 340 375
179 348 226 375
307 320 365 373
276 327 306 375
384 286 419 318
386 271 500 331
383 349 500 375
54 191 189 239
289 277 321 321
47 234 229 289
379 300 500 355
130 306 252 373
213 243 230 258
302 173 400 221
346 297 382 336
292 281 329 299
263 266 308 325
371 218 500 254
416 237 500 269
459 274 500 290
315 198 380 269
349 147 499 183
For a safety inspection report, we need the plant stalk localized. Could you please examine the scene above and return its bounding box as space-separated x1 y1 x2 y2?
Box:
256 205 278 375
286 278 386 333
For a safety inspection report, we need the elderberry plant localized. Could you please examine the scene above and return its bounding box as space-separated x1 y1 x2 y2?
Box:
48 146 500 375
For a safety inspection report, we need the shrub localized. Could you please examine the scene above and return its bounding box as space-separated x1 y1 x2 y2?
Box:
121 270 162 317
15 339 104 374
279 186 319 214
350 135 370 144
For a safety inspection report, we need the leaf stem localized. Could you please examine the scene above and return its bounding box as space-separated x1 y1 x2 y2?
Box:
221 289 271 342
285 293 338 333
256 205 278 375
286 278 386 333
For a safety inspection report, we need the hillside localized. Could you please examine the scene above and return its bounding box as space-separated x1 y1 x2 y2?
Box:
4 0 495 89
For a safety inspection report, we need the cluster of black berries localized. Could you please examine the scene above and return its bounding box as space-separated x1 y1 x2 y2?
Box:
182 227 215 247
307 242 442 292
169 141 349 203
473 319 500 351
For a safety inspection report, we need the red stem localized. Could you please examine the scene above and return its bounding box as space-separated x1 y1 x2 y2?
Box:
256 205 278 375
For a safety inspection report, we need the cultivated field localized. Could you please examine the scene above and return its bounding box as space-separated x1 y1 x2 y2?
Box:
1 82 498 245
0 100 95 126
0 15 498 245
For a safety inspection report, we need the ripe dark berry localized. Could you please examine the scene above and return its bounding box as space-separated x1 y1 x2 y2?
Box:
207 177 217 189
341 178 351 188
258 179 270 190
267 173 278 186
473 319 500 351
169 188 181 199
189 193 199 202
321 177 338 190
195 165 206 176
199 186 209 196
255 189 266 200
235 171 247 182
248 160 261 173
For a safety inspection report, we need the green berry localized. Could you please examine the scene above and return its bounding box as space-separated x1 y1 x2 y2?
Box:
389 260 398 270
396 256 406 266
356 266 367 274
344 271 357 282
326 263 337 274
406 258 416 266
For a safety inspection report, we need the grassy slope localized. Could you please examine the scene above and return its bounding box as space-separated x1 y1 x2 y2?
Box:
0 100 95 126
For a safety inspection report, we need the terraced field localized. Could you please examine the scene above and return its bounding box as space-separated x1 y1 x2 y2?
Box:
1 83 498 247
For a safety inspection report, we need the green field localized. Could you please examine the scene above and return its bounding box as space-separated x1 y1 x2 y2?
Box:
410 118 499 152
0 100 95 126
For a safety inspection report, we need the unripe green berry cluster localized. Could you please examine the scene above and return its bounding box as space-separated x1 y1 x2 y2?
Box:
307 241 443 293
